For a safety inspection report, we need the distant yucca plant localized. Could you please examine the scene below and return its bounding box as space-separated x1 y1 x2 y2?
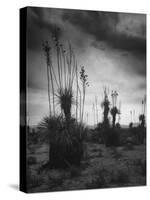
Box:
110 106 119 128
101 88 110 128
139 114 145 128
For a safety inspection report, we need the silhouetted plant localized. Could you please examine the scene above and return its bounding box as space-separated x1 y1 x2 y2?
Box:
80 66 89 123
101 87 110 128
41 27 89 170
139 114 145 128
129 122 133 129
110 107 120 128
116 122 121 129
110 91 120 128
38 115 85 168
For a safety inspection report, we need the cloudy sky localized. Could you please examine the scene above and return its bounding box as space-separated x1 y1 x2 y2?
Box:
26 7 146 126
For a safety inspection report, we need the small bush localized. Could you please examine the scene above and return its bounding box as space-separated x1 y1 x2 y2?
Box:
117 170 129 184
124 143 134 151
111 148 122 159
27 156 37 165
27 170 43 189
85 168 108 189
105 128 120 147
69 166 81 178
110 169 129 185
131 127 146 145
47 170 65 188
85 174 106 189
133 159 146 176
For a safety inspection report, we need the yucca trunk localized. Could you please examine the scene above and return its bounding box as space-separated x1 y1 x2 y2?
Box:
111 107 118 128
102 96 110 128
112 113 116 128
62 102 71 122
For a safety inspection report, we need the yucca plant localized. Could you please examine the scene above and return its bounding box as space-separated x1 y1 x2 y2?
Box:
110 106 119 128
41 27 88 168
100 88 110 145
139 114 145 128
80 66 89 123
38 115 85 168
111 90 120 128
101 88 110 128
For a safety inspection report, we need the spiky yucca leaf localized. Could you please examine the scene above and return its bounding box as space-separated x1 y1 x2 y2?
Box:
56 88 75 121
38 116 63 132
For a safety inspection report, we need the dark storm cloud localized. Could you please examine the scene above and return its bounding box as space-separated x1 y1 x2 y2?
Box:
27 7 146 54
27 7 63 50
27 7 146 80
63 10 146 54
63 10 119 40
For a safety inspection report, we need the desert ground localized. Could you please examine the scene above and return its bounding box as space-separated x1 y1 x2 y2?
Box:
27 128 146 193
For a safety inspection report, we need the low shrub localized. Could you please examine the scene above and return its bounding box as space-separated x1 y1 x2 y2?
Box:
27 169 43 189
111 148 122 159
124 143 134 151
27 156 37 165
47 170 65 188
104 128 120 147
110 169 129 185
133 159 146 176
131 127 146 145
86 167 111 189
85 170 107 189
69 166 81 178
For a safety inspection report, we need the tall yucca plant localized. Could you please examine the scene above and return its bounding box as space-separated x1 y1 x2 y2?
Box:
139 95 146 128
101 87 110 128
43 26 89 125
51 27 77 122
41 27 87 168
110 90 119 128
57 46 76 122
80 66 89 123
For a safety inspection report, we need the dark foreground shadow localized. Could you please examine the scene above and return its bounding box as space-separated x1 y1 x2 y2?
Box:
9 184 19 191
